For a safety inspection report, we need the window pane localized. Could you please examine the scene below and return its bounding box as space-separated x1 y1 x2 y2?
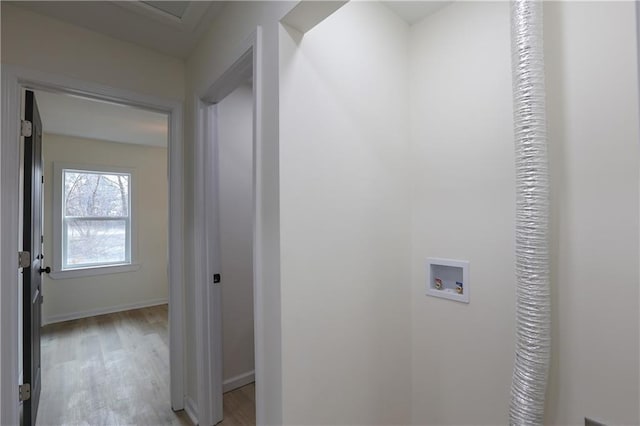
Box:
64 171 129 217
65 219 127 267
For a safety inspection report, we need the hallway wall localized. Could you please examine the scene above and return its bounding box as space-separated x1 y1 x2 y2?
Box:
543 2 639 423
409 2 639 425
278 1 639 425
279 2 411 424
0 3 184 101
409 3 515 423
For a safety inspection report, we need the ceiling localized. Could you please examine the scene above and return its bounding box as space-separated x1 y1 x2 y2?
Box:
34 90 168 148
12 1 453 58
16 1 451 149
11 1 227 59
381 1 451 25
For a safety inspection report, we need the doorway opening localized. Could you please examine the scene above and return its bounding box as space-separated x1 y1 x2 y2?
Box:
19 88 184 426
214 81 256 425
194 35 260 426
1 67 185 426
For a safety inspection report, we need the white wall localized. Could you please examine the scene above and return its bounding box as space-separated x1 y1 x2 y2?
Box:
41 134 169 323
544 2 639 424
279 2 411 424
409 2 639 425
408 3 515 424
217 84 255 384
0 4 184 101
279 1 639 424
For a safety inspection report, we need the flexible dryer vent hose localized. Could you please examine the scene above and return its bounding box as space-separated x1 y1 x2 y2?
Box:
509 1 551 424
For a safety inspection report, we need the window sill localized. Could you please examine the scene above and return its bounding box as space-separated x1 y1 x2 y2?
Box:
49 263 141 280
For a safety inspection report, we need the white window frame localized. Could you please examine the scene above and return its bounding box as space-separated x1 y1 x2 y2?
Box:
51 162 140 279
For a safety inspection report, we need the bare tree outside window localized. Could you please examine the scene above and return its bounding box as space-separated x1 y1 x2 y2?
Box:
63 170 131 268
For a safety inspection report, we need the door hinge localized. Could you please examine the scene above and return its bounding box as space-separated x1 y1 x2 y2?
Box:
21 120 32 137
19 383 30 402
18 251 31 268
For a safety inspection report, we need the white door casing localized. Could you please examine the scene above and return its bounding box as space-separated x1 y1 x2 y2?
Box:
193 28 262 426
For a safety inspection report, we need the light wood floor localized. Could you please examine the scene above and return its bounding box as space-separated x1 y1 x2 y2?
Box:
37 305 256 426
219 383 255 426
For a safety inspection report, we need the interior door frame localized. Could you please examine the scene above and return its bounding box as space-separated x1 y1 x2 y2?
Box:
0 65 186 425
192 28 262 426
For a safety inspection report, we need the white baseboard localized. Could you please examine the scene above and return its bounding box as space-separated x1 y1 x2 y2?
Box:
223 370 255 393
43 298 168 325
182 373 252 425
184 395 198 425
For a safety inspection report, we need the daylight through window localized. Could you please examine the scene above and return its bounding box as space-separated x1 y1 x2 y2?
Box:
62 169 131 269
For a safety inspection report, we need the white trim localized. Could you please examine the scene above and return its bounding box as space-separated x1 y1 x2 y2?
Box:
193 95 216 426
223 370 255 394
194 28 263 426
1 66 22 426
43 298 168 325
0 65 186 424
251 27 269 426
167 88 185 412
205 102 224 424
48 263 141 280
184 395 199 426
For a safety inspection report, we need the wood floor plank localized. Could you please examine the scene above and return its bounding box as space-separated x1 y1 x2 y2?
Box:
37 305 254 426
36 306 191 426
219 383 256 426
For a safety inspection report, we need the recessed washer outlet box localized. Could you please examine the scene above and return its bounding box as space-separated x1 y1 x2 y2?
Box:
426 257 470 303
